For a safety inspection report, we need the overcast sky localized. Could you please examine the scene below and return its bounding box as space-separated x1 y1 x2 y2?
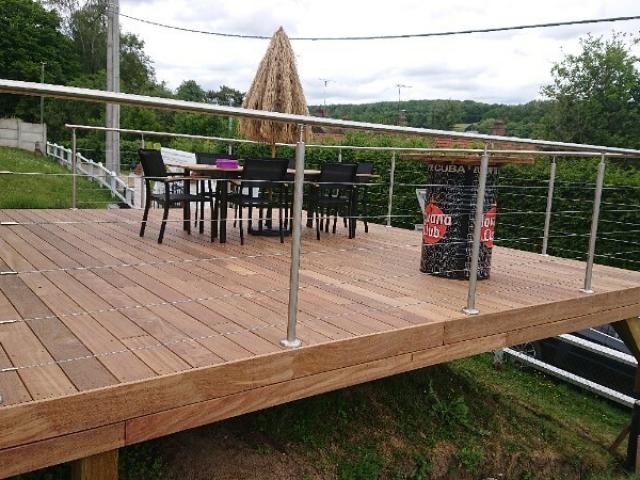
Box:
119 0 640 105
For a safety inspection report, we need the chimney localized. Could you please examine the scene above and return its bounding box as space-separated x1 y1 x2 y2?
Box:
491 119 506 136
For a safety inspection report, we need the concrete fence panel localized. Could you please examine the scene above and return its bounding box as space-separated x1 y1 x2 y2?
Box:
0 118 46 152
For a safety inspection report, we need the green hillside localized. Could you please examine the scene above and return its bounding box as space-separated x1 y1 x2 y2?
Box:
0 147 114 208
310 99 553 138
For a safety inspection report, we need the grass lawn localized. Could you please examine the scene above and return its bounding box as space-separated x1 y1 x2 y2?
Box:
0 147 114 208
14 354 640 480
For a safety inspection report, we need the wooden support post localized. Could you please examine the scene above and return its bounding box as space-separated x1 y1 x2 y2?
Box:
71 450 118 480
612 317 640 472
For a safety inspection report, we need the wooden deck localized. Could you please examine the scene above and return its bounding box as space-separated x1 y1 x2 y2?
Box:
1 208 640 477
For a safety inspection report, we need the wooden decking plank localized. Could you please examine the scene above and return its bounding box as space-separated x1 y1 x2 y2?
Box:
247 293 352 341
91 211 384 341
22 271 155 384
1 213 158 382
5 290 640 456
263 288 380 336
43 213 274 356
7 212 196 376
121 335 191 375
123 332 504 447
36 211 257 362
14 219 210 373
64 214 283 353
0 342 31 406
444 286 640 344
0 286 76 401
0 321 76 400
0 422 124 479
0 253 117 392
87 212 293 301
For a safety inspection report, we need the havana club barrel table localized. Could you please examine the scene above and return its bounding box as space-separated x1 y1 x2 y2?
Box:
409 154 532 280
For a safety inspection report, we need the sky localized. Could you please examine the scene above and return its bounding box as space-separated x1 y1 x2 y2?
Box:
118 0 640 106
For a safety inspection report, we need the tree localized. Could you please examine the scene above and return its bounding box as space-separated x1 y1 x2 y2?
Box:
0 0 78 120
206 85 244 106
176 80 206 102
431 100 464 129
66 0 107 75
542 33 640 148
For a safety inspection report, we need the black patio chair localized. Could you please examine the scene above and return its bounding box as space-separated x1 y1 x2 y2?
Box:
227 158 289 244
194 152 236 240
308 162 358 240
138 149 200 244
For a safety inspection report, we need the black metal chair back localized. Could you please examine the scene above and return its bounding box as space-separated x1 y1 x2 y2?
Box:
230 158 290 245
242 158 289 182
318 162 358 187
356 162 374 184
138 149 167 180
195 152 237 165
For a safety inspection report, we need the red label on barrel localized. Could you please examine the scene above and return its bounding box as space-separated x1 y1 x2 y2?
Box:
481 206 497 248
423 199 451 245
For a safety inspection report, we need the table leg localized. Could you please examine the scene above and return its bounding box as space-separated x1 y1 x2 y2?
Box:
183 169 191 233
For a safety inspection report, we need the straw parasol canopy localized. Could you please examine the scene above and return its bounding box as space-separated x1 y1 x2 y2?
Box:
240 27 309 157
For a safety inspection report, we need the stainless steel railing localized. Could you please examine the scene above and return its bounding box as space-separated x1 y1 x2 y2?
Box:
3 79 640 155
2 78 640 348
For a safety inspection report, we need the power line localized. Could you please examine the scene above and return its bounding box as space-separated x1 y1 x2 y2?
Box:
118 13 640 41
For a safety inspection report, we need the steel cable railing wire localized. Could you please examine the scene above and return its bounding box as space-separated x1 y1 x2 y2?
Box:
0 249 599 374
0 216 628 264
0 231 598 285
1 190 638 376
2 163 640 256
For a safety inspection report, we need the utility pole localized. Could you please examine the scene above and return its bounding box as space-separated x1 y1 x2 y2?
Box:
106 0 121 173
396 83 411 126
319 78 333 115
40 62 46 148
39 62 45 125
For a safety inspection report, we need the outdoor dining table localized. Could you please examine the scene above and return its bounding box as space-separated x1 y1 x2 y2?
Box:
164 161 321 243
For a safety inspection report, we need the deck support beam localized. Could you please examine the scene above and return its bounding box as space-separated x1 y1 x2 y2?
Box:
612 317 640 472
71 449 118 480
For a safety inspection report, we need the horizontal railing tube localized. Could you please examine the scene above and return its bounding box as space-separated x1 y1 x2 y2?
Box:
1 79 640 156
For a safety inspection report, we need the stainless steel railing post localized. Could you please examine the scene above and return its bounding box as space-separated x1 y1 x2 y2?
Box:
541 156 557 255
338 148 342 162
386 151 396 227
281 124 305 348
581 154 606 294
463 146 490 315
71 128 77 209
227 98 233 156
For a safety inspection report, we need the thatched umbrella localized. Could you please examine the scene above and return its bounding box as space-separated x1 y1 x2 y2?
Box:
240 27 309 157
